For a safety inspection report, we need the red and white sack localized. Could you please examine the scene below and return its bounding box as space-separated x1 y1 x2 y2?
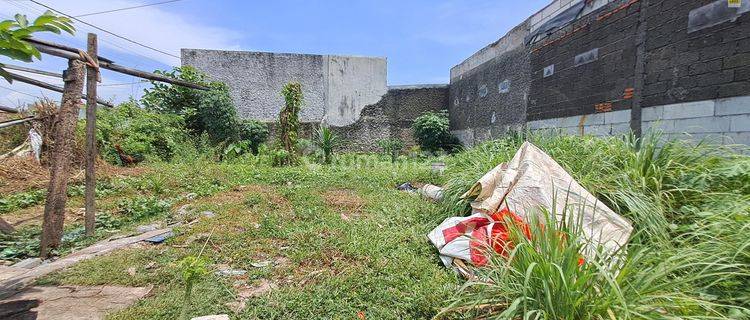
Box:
428 142 633 269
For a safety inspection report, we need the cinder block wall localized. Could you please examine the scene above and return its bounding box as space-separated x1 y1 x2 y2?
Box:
333 85 449 151
451 0 750 146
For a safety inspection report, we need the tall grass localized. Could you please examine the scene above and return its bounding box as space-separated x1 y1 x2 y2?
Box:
438 131 750 318
438 208 744 319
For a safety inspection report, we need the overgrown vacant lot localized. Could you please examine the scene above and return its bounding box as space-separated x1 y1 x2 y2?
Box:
2 134 750 319
9 155 459 319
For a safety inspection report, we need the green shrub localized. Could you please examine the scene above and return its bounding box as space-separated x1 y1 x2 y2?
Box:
412 111 461 153
239 120 269 154
377 138 405 163
142 66 241 144
95 100 192 164
315 125 338 164
270 148 291 167
222 141 252 160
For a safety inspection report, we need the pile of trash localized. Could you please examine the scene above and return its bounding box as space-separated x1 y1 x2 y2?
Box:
426 142 633 274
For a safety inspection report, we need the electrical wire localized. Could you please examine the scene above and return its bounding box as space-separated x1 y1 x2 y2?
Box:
75 0 183 17
29 0 181 59
9 0 175 69
0 85 43 99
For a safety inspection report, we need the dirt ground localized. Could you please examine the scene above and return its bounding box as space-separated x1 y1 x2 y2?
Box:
0 157 148 195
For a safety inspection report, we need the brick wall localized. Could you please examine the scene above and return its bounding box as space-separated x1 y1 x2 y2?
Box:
528 0 640 121
450 0 750 146
332 85 449 152
642 0 750 107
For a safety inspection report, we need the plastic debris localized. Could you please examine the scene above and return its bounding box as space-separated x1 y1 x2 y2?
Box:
428 142 633 272
396 182 417 192
143 231 174 244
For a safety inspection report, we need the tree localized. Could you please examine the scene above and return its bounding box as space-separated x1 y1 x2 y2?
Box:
0 11 75 83
142 66 242 144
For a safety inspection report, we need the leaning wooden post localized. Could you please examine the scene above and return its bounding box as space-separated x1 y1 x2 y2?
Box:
84 33 99 236
39 59 85 258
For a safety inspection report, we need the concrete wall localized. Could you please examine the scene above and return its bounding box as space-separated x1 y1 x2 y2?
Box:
643 96 750 144
528 109 631 136
181 49 388 127
527 95 750 145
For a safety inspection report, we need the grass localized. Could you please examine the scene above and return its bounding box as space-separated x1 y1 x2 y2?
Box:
1 132 748 319
13 154 461 319
439 131 750 319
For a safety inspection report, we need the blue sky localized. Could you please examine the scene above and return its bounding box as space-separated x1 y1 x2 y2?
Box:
0 0 548 107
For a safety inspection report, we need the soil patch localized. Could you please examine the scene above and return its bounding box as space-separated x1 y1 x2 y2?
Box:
323 189 366 218
3 285 152 320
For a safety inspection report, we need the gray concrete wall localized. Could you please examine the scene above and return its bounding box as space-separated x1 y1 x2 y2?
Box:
643 96 750 145
181 49 387 126
527 95 750 146
527 109 632 136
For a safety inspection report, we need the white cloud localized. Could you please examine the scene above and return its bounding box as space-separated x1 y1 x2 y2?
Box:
0 0 242 105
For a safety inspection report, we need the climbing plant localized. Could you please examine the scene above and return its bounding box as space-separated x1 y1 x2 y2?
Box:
277 82 304 165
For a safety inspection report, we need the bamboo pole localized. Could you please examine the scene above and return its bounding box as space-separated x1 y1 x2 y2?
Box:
0 105 19 113
2 63 63 78
84 33 97 236
25 37 114 63
6 70 114 107
29 42 209 91
0 116 34 129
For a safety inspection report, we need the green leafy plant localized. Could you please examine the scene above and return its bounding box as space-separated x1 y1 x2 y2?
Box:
178 255 209 320
0 189 46 214
93 100 193 164
223 140 252 160
315 125 338 164
412 111 461 154
270 148 291 167
0 11 74 82
277 82 304 165
142 66 241 144
240 119 269 154
377 138 405 163
116 196 172 222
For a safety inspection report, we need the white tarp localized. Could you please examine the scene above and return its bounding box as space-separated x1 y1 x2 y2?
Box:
429 142 633 268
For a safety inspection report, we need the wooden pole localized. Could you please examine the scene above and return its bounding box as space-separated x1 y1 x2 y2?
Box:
84 33 97 236
6 71 114 107
0 105 19 113
29 43 210 91
39 59 85 259
2 63 63 78
25 37 114 63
